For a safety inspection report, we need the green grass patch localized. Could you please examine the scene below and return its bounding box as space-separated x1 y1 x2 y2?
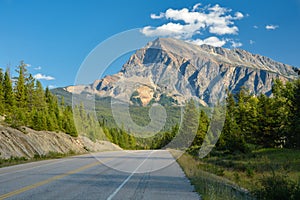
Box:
171 150 254 200
172 148 300 199
201 148 300 191
0 156 29 168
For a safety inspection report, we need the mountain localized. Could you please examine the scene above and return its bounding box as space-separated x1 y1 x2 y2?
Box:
63 38 298 106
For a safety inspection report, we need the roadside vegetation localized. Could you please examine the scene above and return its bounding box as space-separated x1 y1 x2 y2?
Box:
174 148 300 200
172 78 300 200
0 150 76 168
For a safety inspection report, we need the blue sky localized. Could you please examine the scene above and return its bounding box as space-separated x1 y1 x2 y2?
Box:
0 0 300 88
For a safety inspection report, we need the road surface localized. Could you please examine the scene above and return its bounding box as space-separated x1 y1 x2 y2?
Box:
0 150 200 200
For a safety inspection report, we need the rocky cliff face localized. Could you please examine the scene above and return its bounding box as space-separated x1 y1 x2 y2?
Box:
0 125 121 159
65 38 298 106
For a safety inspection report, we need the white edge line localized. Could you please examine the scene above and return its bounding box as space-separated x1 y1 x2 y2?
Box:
106 150 154 200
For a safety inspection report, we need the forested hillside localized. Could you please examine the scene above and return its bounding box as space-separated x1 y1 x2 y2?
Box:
174 78 300 154
174 78 300 200
3 61 299 152
0 62 147 149
0 62 78 136
216 78 300 151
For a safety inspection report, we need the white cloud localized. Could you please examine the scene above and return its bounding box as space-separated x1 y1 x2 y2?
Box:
253 25 259 29
141 3 244 42
234 12 244 20
192 3 201 11
142 22 203 39
208 4 229 13
150 12 165 19
250 40 255 45
209 25 238 35
266 25 279 30
25 63 31 67
34 73 55 81
188 36 226 47
34 66 42 70
231 41 243 48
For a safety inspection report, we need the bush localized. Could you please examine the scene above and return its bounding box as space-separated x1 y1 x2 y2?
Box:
294 184 300 200
246 166 254 178
254 174 300 200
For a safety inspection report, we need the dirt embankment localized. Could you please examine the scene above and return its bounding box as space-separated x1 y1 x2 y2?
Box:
0 125 121 159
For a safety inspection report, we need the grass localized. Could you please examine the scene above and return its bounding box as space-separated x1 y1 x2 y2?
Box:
202 148 300 191
172 148 300 199
0 150 77 168
170 150 254 200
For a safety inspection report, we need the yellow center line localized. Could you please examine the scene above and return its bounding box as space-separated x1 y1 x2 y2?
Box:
0 158 110 200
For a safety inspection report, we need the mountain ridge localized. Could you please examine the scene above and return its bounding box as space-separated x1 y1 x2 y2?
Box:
62 37 298 106
143 38 296 78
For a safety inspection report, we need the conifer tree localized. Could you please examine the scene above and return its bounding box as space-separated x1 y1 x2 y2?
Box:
3 69 15 113
26 74 35 111
15 61 27 108
172 100 199 149
0 69 4 114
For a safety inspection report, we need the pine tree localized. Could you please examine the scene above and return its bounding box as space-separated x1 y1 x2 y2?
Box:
0 69 4 114
289 79 300 148
172 100 199 149
192 110 209 147
3 69 15 114
62 106 78 137
15 61 27 108
34 80 46 110
26 74 35 111
217 92 249 153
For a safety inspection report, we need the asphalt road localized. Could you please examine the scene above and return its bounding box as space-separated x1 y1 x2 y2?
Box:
0 150 200 200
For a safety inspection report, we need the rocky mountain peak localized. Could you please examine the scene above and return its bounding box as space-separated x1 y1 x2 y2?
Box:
65 38 298 106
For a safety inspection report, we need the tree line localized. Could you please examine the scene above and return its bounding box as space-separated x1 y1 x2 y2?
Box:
217 78 300 153
81 76 300 152
186 78 300 156
148 78 300 154
2 61 299 152
0 62 77 136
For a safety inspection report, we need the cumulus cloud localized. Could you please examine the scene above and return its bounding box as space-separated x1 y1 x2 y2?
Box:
209 25 238 35
141 3 244 47
150 12 165 19
253 25 259 29
188 37 226 47
266 25 279 30
34 73 55 81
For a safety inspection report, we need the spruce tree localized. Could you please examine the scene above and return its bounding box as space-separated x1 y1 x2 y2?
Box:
3 69 15 113
0 69 4 114
26 74 35 111
172 100 199 149
15 61 27 108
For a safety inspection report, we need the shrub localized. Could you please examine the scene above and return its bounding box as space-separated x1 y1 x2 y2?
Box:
254 174 299 200
246 167 254 178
